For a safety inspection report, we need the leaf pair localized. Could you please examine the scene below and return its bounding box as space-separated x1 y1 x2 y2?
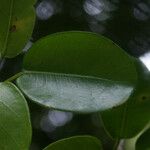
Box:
0 21 150 148
17 31 150 140
0 0 150 147
0 0 35 149
0 82 102 150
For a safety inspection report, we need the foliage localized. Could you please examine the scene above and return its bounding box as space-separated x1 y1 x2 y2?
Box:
43 136 102 150
0 1 149 150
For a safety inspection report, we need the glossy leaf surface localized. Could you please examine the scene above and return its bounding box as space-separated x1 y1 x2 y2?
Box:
0 0 36 58
43 136 102 150
16 72 133 113
0 82 31 150
24 31 137 83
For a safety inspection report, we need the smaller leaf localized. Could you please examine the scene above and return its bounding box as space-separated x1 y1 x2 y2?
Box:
43 135 102 150
101 60 150 138
16 72 133 113
0 82 31 150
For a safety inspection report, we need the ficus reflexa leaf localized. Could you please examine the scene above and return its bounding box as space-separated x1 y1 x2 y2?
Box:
136 128 150 150
23 31 137 83
20 31 137 113
43 136 102 150
0 0 36 58
101 60 150 138
0 82 31 150
16 72 133 113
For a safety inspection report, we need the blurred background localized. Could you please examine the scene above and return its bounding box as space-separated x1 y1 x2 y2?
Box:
0 0 150 149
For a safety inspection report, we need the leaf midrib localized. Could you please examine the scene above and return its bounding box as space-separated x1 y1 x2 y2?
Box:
2 0 14 57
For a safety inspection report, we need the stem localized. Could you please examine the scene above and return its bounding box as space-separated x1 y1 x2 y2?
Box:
5 72 23 82
113 139 119 150
124 122 150 150
0 58 5 71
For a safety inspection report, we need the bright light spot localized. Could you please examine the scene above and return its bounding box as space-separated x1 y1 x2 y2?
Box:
40 115 56 132
140 51 150 71
48 110 73 127
83 0 104 16
36 0 55 20
84 0 118 24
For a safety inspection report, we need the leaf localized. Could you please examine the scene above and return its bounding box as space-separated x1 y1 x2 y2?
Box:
0 0 36 58
0 82 31 150
136 128 150 150
16 72 133 113
23 31 137 83
101 60 150 138
43 135 102 150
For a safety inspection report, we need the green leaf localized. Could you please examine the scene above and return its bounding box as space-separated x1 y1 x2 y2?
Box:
16 72 133 113
43 136 102 150
0 0 36 58
0 82 31 150
23 31 137 83
136 128 150 150
101 60 150 138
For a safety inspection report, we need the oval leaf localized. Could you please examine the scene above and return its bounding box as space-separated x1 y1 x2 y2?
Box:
101 60 150 138
0 0 36 58
43 136 102 150
0 82 31 149
23 31 137 83
17 72 133 113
